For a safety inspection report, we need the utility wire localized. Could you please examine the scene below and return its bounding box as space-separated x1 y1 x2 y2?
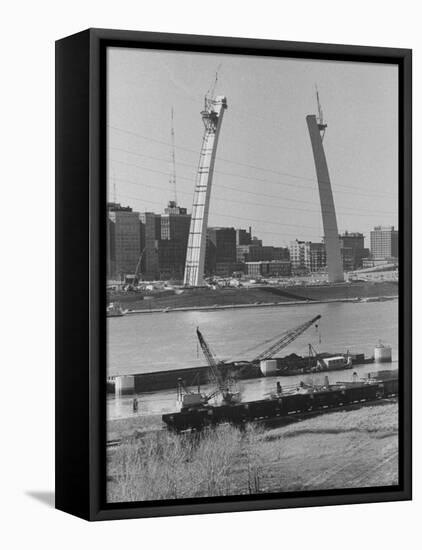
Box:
108 124 397 198
114 191 320 240
112 178 320 230
111 172 394 226
109 158 397 217
111 148 387 200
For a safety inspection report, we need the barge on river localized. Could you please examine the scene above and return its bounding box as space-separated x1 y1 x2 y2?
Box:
107 313 376 395
162 370 398 432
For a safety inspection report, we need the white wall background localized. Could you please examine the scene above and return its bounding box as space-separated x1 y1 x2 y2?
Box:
1 1 419 548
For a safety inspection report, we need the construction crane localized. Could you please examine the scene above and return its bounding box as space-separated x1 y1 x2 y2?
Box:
169 107 177 204
252 314 322 363
196 327 239 404
308 342 323 368
204 64 221 110
133 246 146 285
315 84 327 139
177 328 239 410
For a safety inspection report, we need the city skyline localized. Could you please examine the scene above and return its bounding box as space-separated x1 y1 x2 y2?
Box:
107 198 395 283
109 195 395 251
107 48 398 247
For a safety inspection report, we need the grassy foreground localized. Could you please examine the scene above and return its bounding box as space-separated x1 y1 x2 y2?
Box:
107 401 398 503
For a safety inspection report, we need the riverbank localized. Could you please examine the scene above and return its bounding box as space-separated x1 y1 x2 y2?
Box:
125 295 397 315
107 400 398 502
111 280 398 315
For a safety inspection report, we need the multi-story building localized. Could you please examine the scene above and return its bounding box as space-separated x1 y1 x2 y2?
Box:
160 201 191 240
107 200 194 282
236 244 268 263
370 226 399 260
158 240 188 280
139 212 161 280
340 231 364 251
245 260 291 278
107 203 141 280
237 244 256 263
308 242 327 272
289 240 307 272
273 247 290 261
236 244 289 263
205 227 237 277
107 202 132 212
340 247 355 272
290 232 371 274
289 240 326 274
339 231 369 271
158 201 191 280
235 228 252 246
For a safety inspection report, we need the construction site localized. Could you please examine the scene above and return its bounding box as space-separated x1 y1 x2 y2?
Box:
107 80 398 315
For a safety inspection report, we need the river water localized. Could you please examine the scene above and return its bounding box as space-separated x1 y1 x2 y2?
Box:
107 300 399 421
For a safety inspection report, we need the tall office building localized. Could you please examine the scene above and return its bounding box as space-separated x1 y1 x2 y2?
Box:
235 228 252 246
339 231 369 271
158 201 191 280
160 201 191 241
370 226 399 260
205 227 237 277
139 212 161 280
107 203 141 280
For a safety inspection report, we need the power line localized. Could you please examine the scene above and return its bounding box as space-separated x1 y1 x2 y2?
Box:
112 177 320 231
109 158 397 217
113 148 356 197
108 124 397 198
114 192 320 240
111 173 395 227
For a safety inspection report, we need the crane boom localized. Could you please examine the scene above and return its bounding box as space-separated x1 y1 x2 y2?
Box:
133 246 146 285
315 84 327 139
196 328 226 394
253 314 322 362
316 86 323 125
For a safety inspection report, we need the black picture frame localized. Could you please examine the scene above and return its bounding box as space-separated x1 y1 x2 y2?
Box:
55 28 412 521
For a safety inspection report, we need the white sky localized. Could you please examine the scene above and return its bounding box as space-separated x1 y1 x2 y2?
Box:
107 47 398 247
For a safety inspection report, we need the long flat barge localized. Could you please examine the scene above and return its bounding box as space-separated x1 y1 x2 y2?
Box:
162 371 398 432
107 352 374 394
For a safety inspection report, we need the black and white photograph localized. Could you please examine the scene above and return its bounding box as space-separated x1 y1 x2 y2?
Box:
105 46 400 504
3 0 420 542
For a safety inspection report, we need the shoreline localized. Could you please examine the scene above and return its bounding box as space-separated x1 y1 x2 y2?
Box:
120 295 398 316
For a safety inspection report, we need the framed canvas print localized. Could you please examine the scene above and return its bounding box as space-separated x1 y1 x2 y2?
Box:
55 28 412 521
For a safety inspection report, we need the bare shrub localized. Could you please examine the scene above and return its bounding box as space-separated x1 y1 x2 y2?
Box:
108 424 245 502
